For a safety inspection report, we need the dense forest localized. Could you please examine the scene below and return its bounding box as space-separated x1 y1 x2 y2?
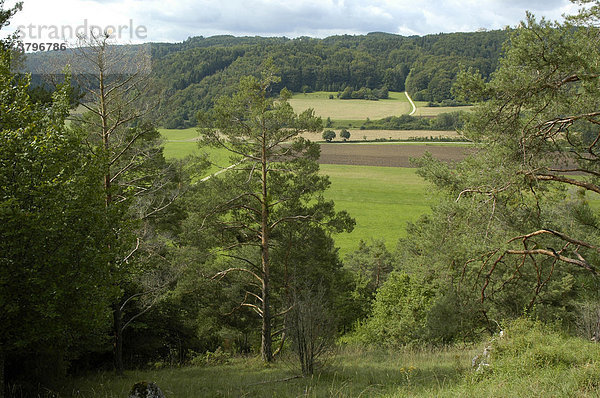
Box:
26 29 508 128
5 0 600 396
151 30 507 128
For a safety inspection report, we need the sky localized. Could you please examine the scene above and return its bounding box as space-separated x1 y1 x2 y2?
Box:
2 0 579 44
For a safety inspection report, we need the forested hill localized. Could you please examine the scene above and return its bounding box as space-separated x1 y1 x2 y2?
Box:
28 30 509 128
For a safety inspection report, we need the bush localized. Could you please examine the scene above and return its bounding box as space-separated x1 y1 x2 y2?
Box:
189 347 230 367
453 318 600 396
344 272 435 347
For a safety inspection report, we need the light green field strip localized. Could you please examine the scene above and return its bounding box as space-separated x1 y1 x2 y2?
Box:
412 102 474 116
299 129 461 142
289 91 411 120
160 128 234 174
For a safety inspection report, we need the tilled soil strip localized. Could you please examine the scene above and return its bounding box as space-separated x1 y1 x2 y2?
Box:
318 144 472 167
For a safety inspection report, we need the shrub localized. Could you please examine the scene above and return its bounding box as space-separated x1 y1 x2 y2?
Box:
189 347 230 367
454 318 600 396
344 272 435 347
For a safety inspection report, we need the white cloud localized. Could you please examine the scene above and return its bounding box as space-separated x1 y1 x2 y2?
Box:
1 0 578 44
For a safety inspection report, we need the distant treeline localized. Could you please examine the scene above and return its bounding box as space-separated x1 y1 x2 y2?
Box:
332 111 464 131
26 30 508 128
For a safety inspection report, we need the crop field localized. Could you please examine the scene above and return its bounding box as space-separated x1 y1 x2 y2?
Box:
319 143 470 168
289 91 411 120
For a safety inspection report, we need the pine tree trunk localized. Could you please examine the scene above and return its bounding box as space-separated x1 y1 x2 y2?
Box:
113 306 124 375
261 268 272 362
260 127 273 363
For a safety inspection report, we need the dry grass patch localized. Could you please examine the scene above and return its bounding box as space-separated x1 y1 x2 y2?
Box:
412 103 474 117
290 91 410 120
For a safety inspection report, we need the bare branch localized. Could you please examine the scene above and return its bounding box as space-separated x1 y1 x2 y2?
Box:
212 267 263 284
505 248 596 273
534 173 600 194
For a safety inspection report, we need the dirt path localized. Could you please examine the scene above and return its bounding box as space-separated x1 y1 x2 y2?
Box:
405 91 417 116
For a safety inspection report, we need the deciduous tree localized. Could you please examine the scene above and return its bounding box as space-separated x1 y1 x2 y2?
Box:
69 32 180 374
0 12 115 392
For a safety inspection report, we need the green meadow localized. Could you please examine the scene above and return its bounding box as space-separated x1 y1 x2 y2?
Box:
62 346 477 397
412 101 474 117
160 128 233 174
320 164 431 256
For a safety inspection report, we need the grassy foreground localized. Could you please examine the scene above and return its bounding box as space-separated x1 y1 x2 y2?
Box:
61 319 600 397
62 346 476 397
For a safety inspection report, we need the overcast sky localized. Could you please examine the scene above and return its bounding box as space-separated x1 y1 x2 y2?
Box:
3 0 579 44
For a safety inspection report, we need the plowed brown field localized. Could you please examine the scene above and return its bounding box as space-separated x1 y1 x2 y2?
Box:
318 143 472 167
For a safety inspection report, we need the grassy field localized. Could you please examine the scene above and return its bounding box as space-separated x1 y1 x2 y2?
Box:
60 319 600 397
289 91 411 120
160 128 234 174
61 346 477 397
321 164 431 256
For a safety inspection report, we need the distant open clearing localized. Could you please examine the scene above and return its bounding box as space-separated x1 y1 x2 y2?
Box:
158 130 473 253
321 164 433 255
289 91 410 120
319 143 471 167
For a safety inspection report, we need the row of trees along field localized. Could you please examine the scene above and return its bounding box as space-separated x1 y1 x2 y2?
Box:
26 28 508 128
4 0 600 395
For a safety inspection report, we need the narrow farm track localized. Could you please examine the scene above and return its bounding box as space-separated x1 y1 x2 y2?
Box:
318 144 471 167
405 91 417 115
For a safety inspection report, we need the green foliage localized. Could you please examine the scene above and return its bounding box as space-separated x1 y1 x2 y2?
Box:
359 6 600 349
322 129 336 142
338 86 388 100
184 67 354 361
361 112 464 131
453 318 600 396
339 129 350 141
0 43 115 389
348 272 435 347
189 347 231 367
343 239 394 323
346 239 393 295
